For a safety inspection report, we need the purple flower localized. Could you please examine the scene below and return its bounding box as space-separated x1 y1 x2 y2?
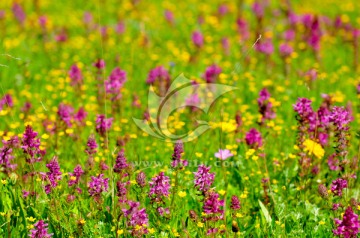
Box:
230 195 241 211
105 67 127 100
115 21 125 34
203 192 224 221
29 220 53 238
85 135 98 156
44 157 62 194
68 64 83 86
236 18 249 41
12 3 26 25
157 207 170 216
333 203 341 211
328 154 341 171
333 206 360 237
194 165 215 192
203 64 222 83
116 181 128 203
164 9 174 24
279 43 293 57
0 94 13 111
146 66 170 84
93 59 105 70
331 178 348 197
122 201 149 236
95 114 113 137
68 165 83 186
245 128 263 148
258 88 275 123
214 149 233 160
136 171 147 187
149 172 170 202
113 150 129 173
57 103 74 127
293 98 313 116
171 140 188 168
256 39 274 55
206 228 219 236
192 31 204 48
88 174 109 199
252 1 264 19
21 125 45 163
329 106 353 131
74 107 87 124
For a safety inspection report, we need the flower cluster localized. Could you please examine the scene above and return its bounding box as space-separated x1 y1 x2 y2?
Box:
194 165 215 193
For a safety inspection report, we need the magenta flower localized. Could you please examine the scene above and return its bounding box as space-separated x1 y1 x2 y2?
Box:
192 31 204 48
203 64 222 83
331 178 348 197
122 201 149 236
245 128 263 148
113 150 129 173
0 145 17 172
29 220 53 238
329 106 353 131
12 3 26 25
230 195 241 211
44 157 62 194
105 67 127 101
194 165 215 192
164 9 174 24
88 174 109 199
146 66 170 84
214 149 233 160
236 18 249 41
333 206 360 237
258 88 275 123
171 140 188 168
68 64 83 86
0 94 13 111
57 103 74 127
85 135 98 156
279 43 293 57
93 59 105 69
74 107 87 124
256 39 274 55
136 171 147 188
252 1 264 19
95 114 113 137
21 125 46 163
116 181 128 203
149 172 170 202
203 192 224 221
68 165 83 187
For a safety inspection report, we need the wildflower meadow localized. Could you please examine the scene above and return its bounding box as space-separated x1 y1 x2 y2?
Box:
1 0 360 237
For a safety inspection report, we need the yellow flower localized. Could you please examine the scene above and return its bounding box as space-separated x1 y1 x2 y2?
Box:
219 189 226 196
303 139 324 159
149 228 155 234
1 179 7 185
70 176 77 181
236 213 243 218
79 219 86 225
195 152 203 158
26 217 36 222
197 222 204 228
319 220 325 225
178 191 187 198
117 230 124 235
245 149 255 159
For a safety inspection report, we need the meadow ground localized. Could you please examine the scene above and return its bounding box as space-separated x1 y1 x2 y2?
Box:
1 0 360 237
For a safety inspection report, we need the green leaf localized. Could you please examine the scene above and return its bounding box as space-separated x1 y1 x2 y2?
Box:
258 200 272 225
